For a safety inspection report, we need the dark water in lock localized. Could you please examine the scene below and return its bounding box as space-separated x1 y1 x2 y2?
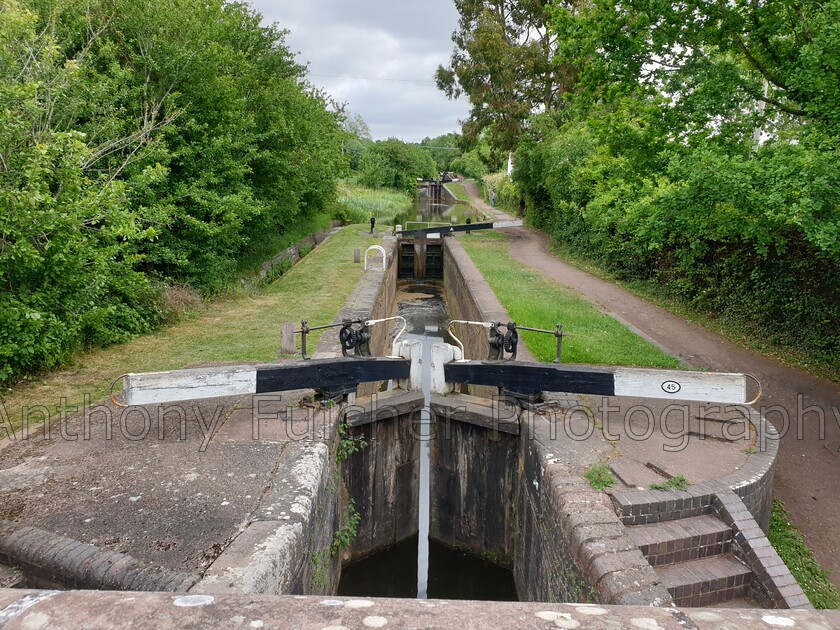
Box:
337 535 518 601
336 283 518 601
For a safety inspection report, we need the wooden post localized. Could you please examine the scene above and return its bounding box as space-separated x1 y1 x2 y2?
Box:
280 323 297 354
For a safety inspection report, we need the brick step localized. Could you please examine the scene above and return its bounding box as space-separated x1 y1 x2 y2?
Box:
627 515 732 566
657 555 752 607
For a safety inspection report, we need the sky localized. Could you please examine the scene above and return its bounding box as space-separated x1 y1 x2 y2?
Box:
250 0 470 142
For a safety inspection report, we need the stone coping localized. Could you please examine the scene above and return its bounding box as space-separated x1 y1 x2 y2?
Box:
1 589 838 628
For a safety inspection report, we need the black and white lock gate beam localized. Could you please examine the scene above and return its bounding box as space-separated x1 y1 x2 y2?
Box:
444 361 755 404
399 220 522 238
121 358 410 406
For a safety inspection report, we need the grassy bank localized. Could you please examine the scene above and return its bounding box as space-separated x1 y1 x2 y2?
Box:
769 499 840 608
1 226 380 434
459 233 680 368
445 182 472 203
335 182 413 227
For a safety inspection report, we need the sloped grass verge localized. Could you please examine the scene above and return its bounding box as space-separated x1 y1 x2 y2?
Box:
460 234 681 368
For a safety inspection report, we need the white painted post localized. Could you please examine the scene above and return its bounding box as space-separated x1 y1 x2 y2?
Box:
430 343 463 395
394 339 423 392
364 245 387 271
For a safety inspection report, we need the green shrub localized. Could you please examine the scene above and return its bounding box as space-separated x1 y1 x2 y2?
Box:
649 475 690 491
483 172 521 212
515 115 840 373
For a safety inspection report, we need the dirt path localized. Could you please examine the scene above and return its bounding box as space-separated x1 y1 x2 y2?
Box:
462 180 840 587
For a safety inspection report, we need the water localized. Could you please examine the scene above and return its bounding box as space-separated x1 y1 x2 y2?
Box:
336 283 518 601
394 192 475 229
337 535 518 601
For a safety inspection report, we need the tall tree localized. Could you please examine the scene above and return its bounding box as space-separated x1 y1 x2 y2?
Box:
436 0 577 150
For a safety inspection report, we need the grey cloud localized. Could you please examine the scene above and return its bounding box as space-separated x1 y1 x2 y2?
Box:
251 0 467 141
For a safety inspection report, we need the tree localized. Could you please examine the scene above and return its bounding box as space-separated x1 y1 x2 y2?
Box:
0 0 159 381
436 0 578 150
419 133 461 172
343 112 372 141
555 0 840 142
342 111 373 171
358 139 437 193
0 0 347 382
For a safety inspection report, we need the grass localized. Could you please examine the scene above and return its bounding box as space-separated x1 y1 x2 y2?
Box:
585 463 615 490
445 182 471 203
336 182 413 226
459 234 682 368
769 498 840 609
1 226 380 434
649 475 690 491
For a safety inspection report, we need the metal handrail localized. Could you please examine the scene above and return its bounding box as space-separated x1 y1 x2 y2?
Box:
294 316 408 360
446 320 493 359
365 316 407 357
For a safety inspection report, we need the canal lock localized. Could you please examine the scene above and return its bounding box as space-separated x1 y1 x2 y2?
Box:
335 281 518 601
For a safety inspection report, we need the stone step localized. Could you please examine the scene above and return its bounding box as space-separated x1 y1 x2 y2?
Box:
713 597 760 609
685 416 751 443
610 459 667 490
656 555 752 607
627 514 732 566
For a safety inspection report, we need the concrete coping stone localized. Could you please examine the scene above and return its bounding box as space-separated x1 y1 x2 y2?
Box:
1 589 838 628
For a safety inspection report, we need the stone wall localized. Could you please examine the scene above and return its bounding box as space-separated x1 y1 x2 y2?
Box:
0 520 197 592
442 238 530 399
314 237 400 397
4 589 839 627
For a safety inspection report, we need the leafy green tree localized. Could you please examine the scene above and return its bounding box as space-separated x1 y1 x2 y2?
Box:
0 0 347 382
0 1 159 381
342 112 373 171
554 0 840 142
358 139 437 194
419 133 461 172
450 150 487 180
436 0 578 150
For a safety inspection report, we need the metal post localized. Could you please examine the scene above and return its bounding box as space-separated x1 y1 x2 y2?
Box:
555 323 563 363
301 320 309 360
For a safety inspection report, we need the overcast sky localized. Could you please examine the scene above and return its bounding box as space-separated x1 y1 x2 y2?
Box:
250 0 470 142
